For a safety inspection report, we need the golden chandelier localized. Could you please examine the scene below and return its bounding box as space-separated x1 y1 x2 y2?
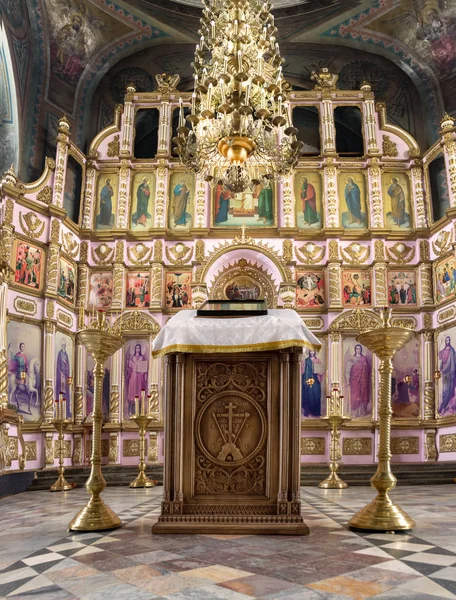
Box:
173 0 304 193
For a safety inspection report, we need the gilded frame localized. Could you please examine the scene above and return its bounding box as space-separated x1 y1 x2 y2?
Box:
10 235 47 297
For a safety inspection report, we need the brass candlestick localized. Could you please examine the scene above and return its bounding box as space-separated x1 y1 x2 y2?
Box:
50 416 74 492
319 415 349 489
348 308 415 532
130 413 155 488
68 311 123 531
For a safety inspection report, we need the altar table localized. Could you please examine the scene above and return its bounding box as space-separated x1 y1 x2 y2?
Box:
152 309 320 535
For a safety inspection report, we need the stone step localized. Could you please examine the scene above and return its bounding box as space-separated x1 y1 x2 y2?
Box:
25 462 456 491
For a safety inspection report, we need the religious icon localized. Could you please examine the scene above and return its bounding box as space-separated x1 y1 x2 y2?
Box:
13 239 44 292
338 173 368 229
301 344 326 418
7 320 42 422
85 354 110 421
224 276 261 300
55 331 73 419
342 270 371 306
343 338 373 419
126 272 150 308
296 270 325 309
392 338 420 419
213 178 275 227
124 339 149 418
434 255 456 304
95 174 117 230
57 257 76 306
437 327 456 417
383 172 411 229
294 172 322 229
165 271 192 310
387 270 417 306
130 172 155 229
88 271 113 309
168 172 194 230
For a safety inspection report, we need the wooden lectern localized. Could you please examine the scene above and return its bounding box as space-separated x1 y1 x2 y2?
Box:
152 309 320 535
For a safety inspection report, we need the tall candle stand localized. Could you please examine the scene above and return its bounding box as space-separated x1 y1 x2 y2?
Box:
50 395 74 492
68 310 124 531
348 308 415 531
129 391 155 488
319 387 350 489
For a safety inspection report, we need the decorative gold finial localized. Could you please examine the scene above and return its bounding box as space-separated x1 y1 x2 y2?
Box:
440 113 455 131
379 306 392 328
155 73 181 93
310 68 338 91
2 163 17 186
360 80 371 92
58 115 71 134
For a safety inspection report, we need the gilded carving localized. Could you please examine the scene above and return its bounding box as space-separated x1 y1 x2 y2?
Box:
328 240 339 261
391 437 419 455
301 437 325 455
432 230 451 257
437 307 455 324
115 241 124 263
374 263 388 308
123 439 142 457
382 135 398 157
80 241 89 263
424 430 438 461
8 436 18 461
328 265 341 308
46 246 59 294
45 434 54 466
374 240 385 261
25 441 37 461
50 219 61 244
107 135 120 158
127 243 152 266
148 433 159 463
155 72 181 93
14 297 37 315
341 243 370 266
282 240 293 263
165 243 193 265
92 243 114 265
343 437 372 455
391 318 416 329
295 242 325 265
386 243 415 265
19 212 45 239
195 240 205 264
37 186 52 204
109 435 118 463
330 308 382 332
73 436 82 465
3 199 14 225
439 433 456 453
420 263 434 306
62 232 79 258
153 239 164 263
303 318 323 330
114 310 160 334
423 313 433 329
54 440 71 459
57 310 73 327
420 240 431 262
151 263 163 307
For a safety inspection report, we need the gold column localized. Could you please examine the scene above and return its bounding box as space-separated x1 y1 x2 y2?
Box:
81 166 96 230
157 98 171 156
423 331 436 421
68 312 124 531
74 342 84 425
281 175 294 228
361 82 380 155
195 178 207 228
155 162 167 228
109 349 121 423
0 248 13 408
120 84 135 157
419 241 433 308
43 322 56 422
411 161 427 228
328 241 343 310
323 160 339 228
368 161 383 228
117 166 130 229
52 117 71 209
348 309 415 531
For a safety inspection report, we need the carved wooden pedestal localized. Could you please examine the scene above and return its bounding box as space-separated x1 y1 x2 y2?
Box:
152 348 309 535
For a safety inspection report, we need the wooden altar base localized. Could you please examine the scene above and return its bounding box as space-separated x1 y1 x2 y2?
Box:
152 348 309 536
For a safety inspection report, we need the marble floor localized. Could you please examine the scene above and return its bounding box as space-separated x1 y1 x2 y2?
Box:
2 485 456 599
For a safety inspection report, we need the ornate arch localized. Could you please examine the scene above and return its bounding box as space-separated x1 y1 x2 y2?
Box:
208 259 279 308
195 233 293 285
330 308 382 333
113 310 161 336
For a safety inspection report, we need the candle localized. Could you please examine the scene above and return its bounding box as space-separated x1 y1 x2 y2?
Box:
179 97 184 128
147 395 151 417
62 398 67 421
55 399 59 419
135 395 139 417
141 389 146 416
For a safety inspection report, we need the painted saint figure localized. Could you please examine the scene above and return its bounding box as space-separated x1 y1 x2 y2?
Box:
126 343 148 417
96 178 114 228
300 178 318 225
301 350 324 417
345 177 364 226
439 336 456 415
172 178 190 226
387 177 406 226
214 185 232 224
254 184 273 224
345 344 371 418
132 177 151 227
56 341 71 418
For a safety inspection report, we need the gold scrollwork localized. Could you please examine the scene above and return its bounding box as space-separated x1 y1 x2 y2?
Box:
341 242 370 266
62 232 79 258
295 242 325 265
14 297 37 316
382 135 398 157
19 212 45 239
301 437 325 455
439 433 456 453
91 243 114 265
391 437 419 455
127 243 152 266
165 243 193 265
330 308 382 332
386 242 415 265
432 230 451 257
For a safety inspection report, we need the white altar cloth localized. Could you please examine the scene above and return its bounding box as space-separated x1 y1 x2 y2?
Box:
152 309 321 357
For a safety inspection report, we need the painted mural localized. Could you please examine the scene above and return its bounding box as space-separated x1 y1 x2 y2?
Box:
130 172 155 230
343 337 373 420
382 173 412 230
7 320 42 422
387 269 417 306
165 271 192 310
54 330 73 419
392 337 420 419
301 341 327 418
342 270 371 306
224 276 261 300
13 240 44 292
57 256 76 306
126 272 150 308
123 339 149 419
294 172 323 230
168 172 195 230
85 354 110 420
88 271 113 309
437 326 456 417
296 270 325 309
94 173 118 230
213 181 275 228
0 23 19 176
435 255 456 305
338 173 367 229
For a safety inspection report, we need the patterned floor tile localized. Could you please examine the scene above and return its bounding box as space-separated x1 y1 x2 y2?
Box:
307 574 392 599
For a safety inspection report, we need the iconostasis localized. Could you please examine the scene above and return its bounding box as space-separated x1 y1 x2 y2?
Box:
2 72 456 473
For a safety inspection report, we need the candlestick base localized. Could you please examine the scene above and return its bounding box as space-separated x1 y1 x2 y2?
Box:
318 463 348 489
50 474 74 492
68 496 122 532
129 471 155 488
348 495 415 532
